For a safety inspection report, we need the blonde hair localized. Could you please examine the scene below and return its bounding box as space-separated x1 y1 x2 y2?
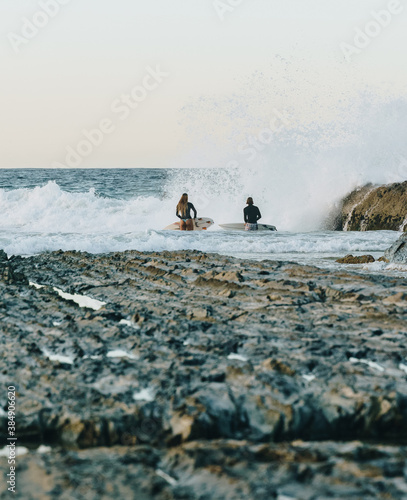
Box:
177 193 188 217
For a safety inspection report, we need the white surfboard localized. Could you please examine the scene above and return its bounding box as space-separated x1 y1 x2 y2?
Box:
219 223 277 232
164 217 214 231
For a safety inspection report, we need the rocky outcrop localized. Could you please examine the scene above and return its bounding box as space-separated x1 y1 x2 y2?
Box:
0 251 28 285
1 249 407 498
336 254 375 264
331 181 407 231
384 233 407 263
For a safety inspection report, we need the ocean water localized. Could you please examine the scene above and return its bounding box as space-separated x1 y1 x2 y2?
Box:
0 168 403 275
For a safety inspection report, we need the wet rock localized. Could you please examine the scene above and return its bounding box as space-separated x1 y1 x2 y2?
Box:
0 256 28 285
2 249 407 498
336 254 375 264
384 233 407 263
330 181 407 231
188 383 241 440
2 441 407 500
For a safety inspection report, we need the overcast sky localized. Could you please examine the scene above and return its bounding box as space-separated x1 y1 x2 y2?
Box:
1 0 406 168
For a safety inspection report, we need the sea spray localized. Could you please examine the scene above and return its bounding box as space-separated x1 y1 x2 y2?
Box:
169 79 407 232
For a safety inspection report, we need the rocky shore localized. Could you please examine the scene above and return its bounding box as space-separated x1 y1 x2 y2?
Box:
330 181 407 231
1 249 407 499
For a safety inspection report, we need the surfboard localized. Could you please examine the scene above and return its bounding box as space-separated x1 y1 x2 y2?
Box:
164 217 214 231
219 223 277 232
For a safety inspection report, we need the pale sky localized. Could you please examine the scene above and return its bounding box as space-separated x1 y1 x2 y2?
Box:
0 0 406 168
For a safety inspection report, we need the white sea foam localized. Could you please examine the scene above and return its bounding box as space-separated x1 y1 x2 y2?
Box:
0 181 172 236
302 374 316 382
6 226 402 276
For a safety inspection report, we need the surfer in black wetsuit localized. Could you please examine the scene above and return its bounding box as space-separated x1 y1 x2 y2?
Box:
176 193 197 231
244 197 261 231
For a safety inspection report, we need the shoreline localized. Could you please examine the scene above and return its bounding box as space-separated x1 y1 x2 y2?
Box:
1 249 407 498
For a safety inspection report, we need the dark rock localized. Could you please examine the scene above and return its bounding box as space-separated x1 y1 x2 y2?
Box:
336 254 375 264
329 181 407 231
3 441 407 499
2 249 407 498
0 259 28 284
384 233 407 263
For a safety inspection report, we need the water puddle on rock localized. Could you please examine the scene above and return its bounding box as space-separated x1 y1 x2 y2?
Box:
43 349 74 365
350 357 385 372
29 282 106 310
227 353 248 362
106 350 138 360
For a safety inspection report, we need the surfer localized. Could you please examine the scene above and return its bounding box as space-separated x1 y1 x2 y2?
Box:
176 193 197 231
244 197 261 231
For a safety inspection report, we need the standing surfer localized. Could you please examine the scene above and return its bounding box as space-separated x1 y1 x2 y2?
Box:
244 197 261 231
176 193 197 231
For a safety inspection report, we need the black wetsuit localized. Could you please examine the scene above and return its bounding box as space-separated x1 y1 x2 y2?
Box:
244 205 261 224
176 202 197 220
